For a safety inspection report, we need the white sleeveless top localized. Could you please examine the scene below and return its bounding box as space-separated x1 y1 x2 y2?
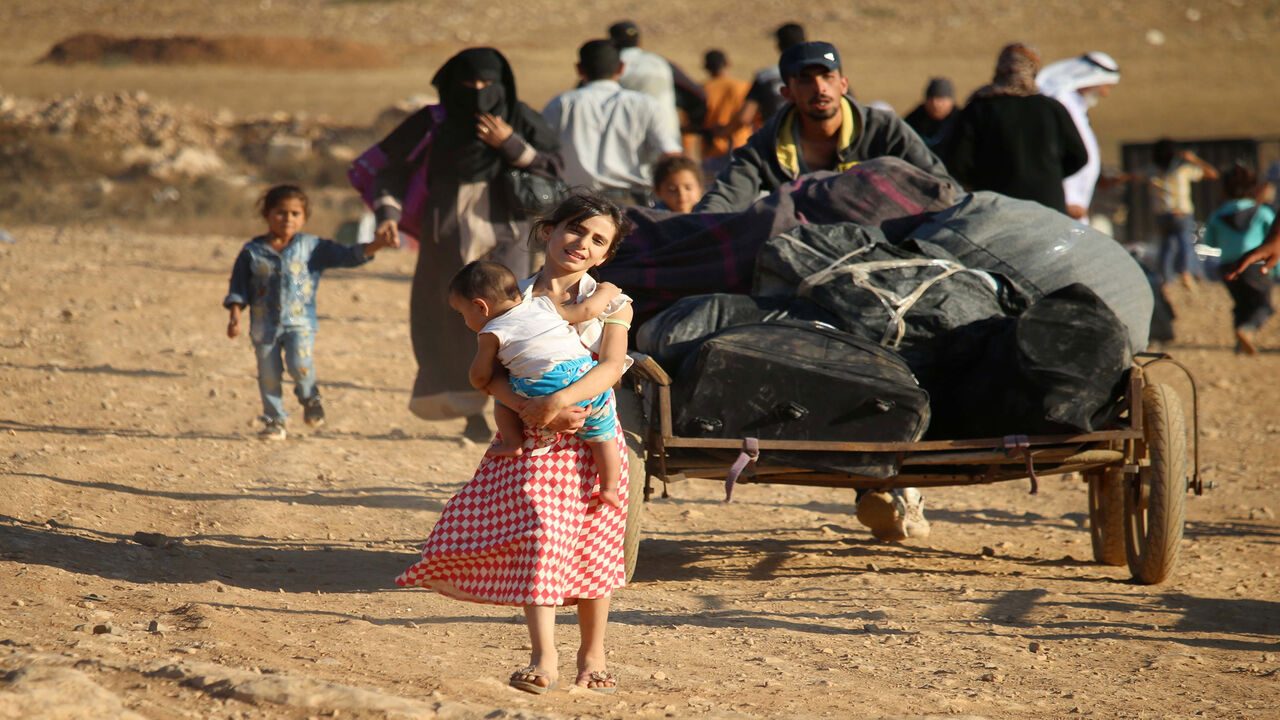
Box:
481 295 590 380
517 273 634 372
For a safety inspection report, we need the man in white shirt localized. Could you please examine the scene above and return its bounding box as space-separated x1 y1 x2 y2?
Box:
1037 51 1121 222
608 20 682 144
542 39 682 205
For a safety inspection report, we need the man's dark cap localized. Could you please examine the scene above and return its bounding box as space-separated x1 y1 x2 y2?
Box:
925 77 954 99
608 20 640 48
579 39 621 78
775 23 806 51
779 41 841 80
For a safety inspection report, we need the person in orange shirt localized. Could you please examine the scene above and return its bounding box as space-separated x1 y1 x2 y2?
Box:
701 49 752 176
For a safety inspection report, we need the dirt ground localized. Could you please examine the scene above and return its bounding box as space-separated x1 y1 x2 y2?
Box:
2 1 1280 718
2 224 1279 719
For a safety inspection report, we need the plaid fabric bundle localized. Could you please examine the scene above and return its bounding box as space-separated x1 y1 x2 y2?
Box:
598 157 957 326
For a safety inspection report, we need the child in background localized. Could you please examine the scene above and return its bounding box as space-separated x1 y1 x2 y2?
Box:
1202 164 1277 355
1149 139 1220 288
225 184 398 439
653 154 704 214
701 49 752 174
449 260 625 509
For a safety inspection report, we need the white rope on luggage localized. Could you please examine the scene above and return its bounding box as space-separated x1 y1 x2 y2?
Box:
783 234 995 348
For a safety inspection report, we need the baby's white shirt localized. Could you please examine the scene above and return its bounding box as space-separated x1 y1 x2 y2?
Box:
518 273 635 372
481 296 590 380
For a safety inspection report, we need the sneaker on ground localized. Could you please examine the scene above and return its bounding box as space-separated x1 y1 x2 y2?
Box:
303 396 325 427
856 488 930 541
894 487 931 540
258 421 286 441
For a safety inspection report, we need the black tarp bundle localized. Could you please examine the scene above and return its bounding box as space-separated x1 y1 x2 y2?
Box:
625 163 1153 443
754 222 1026 352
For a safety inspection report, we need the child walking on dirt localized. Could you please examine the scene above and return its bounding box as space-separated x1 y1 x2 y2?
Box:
448 260 625 508
1202 164 1278 355
397 192 634 695
224 184 398 440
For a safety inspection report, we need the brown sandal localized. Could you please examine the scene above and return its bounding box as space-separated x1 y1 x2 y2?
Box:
576 669 617 694
509 665 557 695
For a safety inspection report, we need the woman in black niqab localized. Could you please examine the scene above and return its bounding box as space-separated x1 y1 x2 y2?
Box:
367 47 563 438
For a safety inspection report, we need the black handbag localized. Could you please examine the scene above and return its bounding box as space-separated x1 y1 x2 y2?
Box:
501 167 568 220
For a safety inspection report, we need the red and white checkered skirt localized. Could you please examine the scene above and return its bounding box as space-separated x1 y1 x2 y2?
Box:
395 421 628 606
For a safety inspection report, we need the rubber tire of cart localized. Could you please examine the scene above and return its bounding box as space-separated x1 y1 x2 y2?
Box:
1123 383 1187 584
616 387 646 583
1087 459 1126 566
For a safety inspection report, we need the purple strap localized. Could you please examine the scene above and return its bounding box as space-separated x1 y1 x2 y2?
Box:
724 437 760 502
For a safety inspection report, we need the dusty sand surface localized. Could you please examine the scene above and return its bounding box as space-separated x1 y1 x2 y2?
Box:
2 1 1280 717
2 226 1278 719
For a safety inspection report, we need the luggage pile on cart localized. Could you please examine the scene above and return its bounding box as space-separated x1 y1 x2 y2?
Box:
602 158 1203 585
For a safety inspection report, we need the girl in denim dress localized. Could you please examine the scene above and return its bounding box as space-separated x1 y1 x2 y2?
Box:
224 185 398 439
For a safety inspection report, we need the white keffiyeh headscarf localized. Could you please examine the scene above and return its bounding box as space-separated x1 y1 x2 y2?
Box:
1037 51 1121 97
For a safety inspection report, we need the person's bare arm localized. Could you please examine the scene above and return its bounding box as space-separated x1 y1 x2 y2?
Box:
362 229 400 257
1183 150 1219 181
468 334 500 391
485 361 589 433
1226 219 1280 280
226 305 242 339
519 304 633 427
736 99 760 130
554 282 621 325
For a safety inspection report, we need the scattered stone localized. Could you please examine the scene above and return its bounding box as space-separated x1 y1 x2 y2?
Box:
1028 641 1043 654
981 546 996 557
132 531 171 548
980 673 1003 682
145 660 445 717
264 134 311 170
0 665 147 719
92 623 121 635
867 562 881 572
651 671 667 680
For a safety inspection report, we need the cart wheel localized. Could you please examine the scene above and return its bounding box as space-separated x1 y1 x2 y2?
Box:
1086 464 1126 566
617 389 647 583
623 483 644 582
1123 383 1187 584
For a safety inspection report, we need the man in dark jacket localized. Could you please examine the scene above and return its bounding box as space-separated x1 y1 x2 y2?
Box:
903 77 959 149
694 41 953 214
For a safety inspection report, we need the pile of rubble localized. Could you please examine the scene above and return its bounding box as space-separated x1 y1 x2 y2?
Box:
0 90 434 221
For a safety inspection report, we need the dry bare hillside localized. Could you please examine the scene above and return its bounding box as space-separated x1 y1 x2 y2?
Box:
1 3 1279 720
2 0 1280 150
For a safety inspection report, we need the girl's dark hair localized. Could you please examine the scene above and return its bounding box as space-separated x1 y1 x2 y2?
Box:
528 191 634 262
1222 162 1258 200
258 184 309 217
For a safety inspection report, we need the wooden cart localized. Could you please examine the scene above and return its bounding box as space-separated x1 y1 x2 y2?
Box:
619 352 1205 585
